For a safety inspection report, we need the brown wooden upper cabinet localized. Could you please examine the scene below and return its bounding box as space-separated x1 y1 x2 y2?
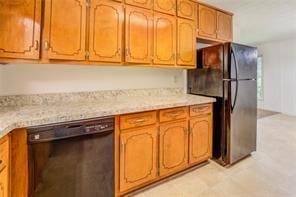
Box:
153 13 176 65
43 0 87 60
177 0 196 20
0 0 41 60
125 6 153 64
217 11 233 41
198 4 217 39
197 3 233 42
125 0 153 9
119 126 158 192
89 0 123 63
177 18 196 66
154 0 176 15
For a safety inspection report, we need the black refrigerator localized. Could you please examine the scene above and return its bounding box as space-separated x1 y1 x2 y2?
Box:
188 43 257 166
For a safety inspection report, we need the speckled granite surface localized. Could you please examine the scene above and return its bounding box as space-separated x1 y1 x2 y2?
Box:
0 88 215 137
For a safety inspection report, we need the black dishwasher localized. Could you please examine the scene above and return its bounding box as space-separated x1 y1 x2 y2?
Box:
27 117 114 197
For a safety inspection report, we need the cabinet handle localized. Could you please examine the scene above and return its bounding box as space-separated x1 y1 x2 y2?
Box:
164 110 183 118
116 48 121 56
34 40 39 50
44 41 49 50
125 48 130 57
132 118 146 123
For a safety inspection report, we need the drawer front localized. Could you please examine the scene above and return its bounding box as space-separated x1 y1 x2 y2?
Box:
120 111 157 130
190 104 212 116
159 107 188 122
0 138 9 171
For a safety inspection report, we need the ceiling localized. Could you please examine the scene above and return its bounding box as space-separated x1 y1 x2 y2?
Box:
200 0 296 44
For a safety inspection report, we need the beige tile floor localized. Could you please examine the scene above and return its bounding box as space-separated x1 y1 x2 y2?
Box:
134 114 296 197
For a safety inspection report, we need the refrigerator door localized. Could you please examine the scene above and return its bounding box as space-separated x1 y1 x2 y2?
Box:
230 43 258 80
228 80 257 164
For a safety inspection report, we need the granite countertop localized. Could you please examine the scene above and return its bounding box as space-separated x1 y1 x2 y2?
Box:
0 88 215 137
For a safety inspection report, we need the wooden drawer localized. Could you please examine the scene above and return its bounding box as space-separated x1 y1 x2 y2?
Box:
190 104 212 117
120 111 157 130
159 107 188 122
0 137 9 171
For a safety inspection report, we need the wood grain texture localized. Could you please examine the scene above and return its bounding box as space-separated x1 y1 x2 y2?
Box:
159 120 188 177
89 0 123 62
189 114 213 164
159 107 188 122
119 126 158 192
120 111 157 130
198 4 217 39
177 18 196 66
0 0 41 60
125 0 152 9
10 129 28 197
125 6 153 64
43 0 86 60
217 11 233 41
0 135 9 197
154 0 176 15
177 0 196 20
153 13 176 65
190 103 212 117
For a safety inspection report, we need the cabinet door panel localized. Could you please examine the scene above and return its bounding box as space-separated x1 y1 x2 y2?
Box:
0 0 41 60
159 120 188 176
125 0 152 9
0 167 8 197
177 0 196 20
154 0 176 15
120 126 157 192
198 4 217 39
125 6 152 64
217 11 232 41
154 13 176 65
43 0 86 60
177 18 196 66
89 0 123 62
189 115 212 164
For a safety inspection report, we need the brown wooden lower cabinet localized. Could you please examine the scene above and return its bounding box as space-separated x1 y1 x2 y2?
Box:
159 120 188 176
119 126 158 192
0 136 10 197
118 104 213 196
189 114 213 165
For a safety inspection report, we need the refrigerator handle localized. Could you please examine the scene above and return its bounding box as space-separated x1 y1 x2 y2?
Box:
231 47 239 113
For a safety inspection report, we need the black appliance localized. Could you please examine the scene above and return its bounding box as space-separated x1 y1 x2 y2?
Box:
27 117 115 197
188 42 257 165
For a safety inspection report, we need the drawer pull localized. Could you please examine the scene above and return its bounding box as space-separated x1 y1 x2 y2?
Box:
193 106 209 112
164 110 184 117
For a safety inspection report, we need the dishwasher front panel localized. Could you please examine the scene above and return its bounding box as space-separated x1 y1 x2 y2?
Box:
28 118 114 197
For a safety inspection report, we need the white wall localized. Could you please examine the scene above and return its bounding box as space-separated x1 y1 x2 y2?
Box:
0 64 184 96
257 38 296 115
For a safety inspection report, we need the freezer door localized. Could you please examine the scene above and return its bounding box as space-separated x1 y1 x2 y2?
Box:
230 43 258 80
228 80 257 164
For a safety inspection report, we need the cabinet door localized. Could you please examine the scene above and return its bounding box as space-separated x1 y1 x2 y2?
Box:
125 6 153 64
154 0 176 15
0 0 41 60
120 126 157 192
177 18 196 66
217 11 233 41
0 168 8 197
154 13 176 65
89 0 123 62
189 115 212 164
198 4 217 39
159 120 188 176
125 0 152 9
43 0 86 60
177 0 196 20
